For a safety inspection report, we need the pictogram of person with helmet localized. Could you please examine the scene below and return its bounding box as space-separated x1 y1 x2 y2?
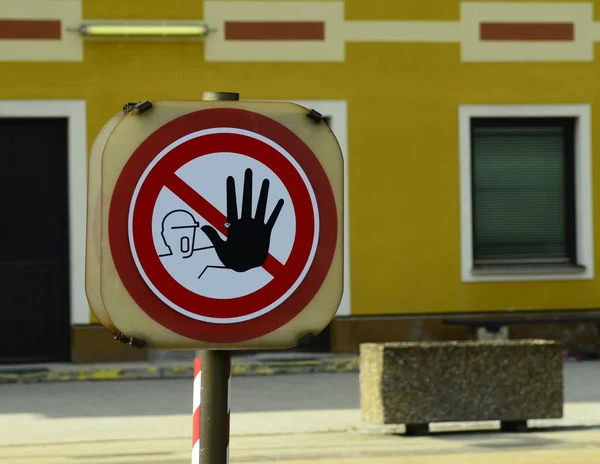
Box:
158 208 223 282
159 210 211 260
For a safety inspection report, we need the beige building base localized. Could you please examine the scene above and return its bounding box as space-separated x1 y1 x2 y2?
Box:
331 312 600 356
71 325 148 363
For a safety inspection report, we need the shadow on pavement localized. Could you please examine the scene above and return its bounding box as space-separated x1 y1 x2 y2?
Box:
410 423 600 450
0 373 359 418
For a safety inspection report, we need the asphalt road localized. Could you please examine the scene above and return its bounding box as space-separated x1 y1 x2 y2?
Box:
1 365 600 463
0 372 359 419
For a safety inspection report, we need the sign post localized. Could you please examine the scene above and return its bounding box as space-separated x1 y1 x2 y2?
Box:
86 90 344 464
194 91 239 464
196 351 231 463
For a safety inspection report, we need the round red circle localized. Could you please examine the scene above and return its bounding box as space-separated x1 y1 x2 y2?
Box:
132 131 315 319
109 108 338 343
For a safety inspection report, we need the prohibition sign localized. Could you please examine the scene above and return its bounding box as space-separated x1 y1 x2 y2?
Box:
109 108 338 343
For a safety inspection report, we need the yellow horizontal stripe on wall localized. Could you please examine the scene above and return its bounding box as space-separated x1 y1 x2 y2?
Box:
82 0 203 20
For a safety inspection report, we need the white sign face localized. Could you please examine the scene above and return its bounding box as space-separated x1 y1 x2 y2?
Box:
128 128 320 323
154 152 296 299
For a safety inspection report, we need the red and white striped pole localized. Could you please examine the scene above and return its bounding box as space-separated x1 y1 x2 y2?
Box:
192 356 202 464
192 351 231 464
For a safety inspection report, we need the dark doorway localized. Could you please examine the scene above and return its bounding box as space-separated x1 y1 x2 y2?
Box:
0 117 70 363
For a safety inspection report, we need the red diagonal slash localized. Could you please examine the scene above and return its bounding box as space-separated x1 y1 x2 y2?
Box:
165 174 285 277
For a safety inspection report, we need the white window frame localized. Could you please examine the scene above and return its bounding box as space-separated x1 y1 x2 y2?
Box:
291 100 350 316
0 100 89 323
459 104 594 282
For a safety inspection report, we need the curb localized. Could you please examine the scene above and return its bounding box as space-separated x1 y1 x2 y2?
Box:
0 358 359 384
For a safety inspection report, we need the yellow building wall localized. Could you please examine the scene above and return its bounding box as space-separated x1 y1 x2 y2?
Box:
2 0 600 320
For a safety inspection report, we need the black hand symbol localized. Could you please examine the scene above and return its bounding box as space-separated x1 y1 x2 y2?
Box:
201 168 284 273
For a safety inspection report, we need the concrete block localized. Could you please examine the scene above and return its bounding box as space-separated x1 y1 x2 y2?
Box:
360 340 563 428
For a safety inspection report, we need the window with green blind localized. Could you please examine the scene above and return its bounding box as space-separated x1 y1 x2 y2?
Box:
471 117 576 267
